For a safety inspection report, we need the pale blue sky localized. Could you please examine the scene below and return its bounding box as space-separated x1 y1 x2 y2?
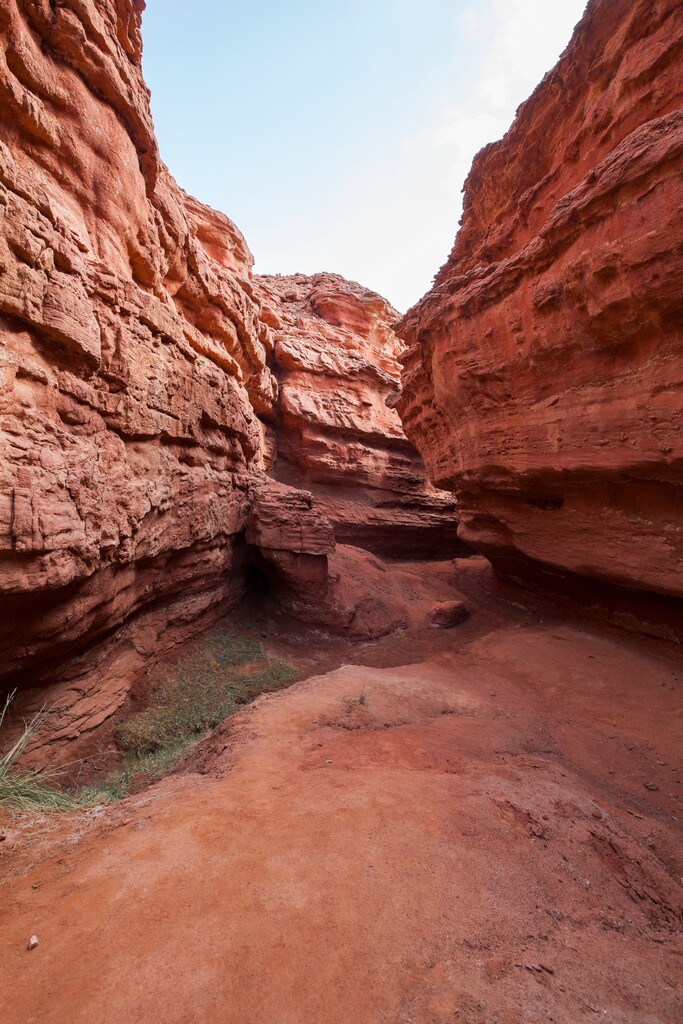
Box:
142 1 586 311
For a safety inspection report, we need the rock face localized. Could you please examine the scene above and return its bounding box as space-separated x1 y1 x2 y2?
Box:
246 479 409 638
0 0 281 708
427 601 469 629
247 480 336 623
258 273 461 558
397 0 683 639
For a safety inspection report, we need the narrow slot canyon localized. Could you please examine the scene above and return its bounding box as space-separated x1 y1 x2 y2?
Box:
0 1 681 1021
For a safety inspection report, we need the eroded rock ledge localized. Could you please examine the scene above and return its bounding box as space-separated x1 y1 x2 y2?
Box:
396 0 683 640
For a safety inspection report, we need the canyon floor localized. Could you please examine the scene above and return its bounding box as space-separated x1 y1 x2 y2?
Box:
1 559 681 1024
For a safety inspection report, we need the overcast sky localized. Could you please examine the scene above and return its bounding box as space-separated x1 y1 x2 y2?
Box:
142 0 586 312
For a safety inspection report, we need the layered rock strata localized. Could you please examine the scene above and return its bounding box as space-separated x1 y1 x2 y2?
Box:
397 0 683 639
246 479 409 638
0 0 283 704
258 273 461 558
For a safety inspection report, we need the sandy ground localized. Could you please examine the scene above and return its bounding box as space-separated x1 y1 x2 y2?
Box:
1 565 682 1023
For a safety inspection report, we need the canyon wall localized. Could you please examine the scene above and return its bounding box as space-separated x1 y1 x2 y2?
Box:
396 0 683 639
0 0 279 711
258 273 460 558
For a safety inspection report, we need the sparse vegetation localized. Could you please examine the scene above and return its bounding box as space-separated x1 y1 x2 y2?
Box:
80 737 198 803
88 631 294 799
115 631 293 757
0 631 295 810
346 687 369 711
0 692 89 813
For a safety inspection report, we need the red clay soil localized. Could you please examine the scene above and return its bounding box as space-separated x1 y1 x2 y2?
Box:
1 567 682 1024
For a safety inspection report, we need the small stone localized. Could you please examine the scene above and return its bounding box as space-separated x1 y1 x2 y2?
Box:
644 782 659 791
326 759 333 764
427 601 470 629
27 935 39 951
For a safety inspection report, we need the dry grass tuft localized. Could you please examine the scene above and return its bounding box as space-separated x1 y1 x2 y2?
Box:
0 692 89 813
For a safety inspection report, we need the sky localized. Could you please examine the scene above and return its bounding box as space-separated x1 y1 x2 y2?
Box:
142 0 587 312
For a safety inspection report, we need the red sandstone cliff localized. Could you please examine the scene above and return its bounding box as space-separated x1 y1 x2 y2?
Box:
396 0 683 639
258 273 460 558
0 0 280 715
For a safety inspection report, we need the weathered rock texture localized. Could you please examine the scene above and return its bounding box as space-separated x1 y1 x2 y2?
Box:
397 0 683 639
258 273 461 558
246 479 409 638
0 0 285 712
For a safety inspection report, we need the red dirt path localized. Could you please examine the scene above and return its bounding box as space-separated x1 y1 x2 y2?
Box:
1 569 682 1023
